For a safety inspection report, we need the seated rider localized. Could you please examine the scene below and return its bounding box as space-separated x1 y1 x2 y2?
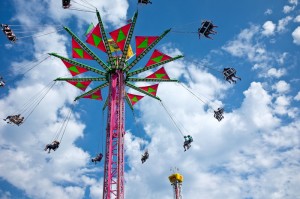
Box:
223 68 241 84
3 114 23 125
62 0 71 9
138 0 152 4
141 150 149 164
0 80 5 87
44 140 60 153
214 107 224 121
198 21 217 39
183 135 193 151
91 153 103 163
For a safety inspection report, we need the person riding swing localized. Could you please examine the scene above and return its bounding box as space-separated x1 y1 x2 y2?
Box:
214 107 224 121
223 68 241 84
141 150 149 163
44 140 60 153
91 153 103 164
183 135 193 151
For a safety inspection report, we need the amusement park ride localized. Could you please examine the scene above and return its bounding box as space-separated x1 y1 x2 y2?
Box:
0 0 243 198
169 168 184 199
51 9 183 199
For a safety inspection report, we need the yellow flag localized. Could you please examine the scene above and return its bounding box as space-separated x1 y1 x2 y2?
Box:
126 45 134 59
108 39 134 59
108 39 120 52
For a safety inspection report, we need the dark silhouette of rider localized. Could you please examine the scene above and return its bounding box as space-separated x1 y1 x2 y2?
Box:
223 68 241 84
183 135 193 151
141 150 149 163
44 140 60 153
92 153 103 164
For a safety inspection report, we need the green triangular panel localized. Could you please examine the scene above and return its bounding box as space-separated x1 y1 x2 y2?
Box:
68 66 80 74
92 34 102 47
155 74 165 79
74 48 84 58
76 82 85 88
117 30 126 42
91 94 100 99
152 55 163 63
137 38 148 48
148 88 156 93
132 96 138 102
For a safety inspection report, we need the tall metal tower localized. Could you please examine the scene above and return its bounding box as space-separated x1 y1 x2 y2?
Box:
51 9 183 199
168 167 184 199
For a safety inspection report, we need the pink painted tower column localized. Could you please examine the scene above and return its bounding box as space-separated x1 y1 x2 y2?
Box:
103 69 125 199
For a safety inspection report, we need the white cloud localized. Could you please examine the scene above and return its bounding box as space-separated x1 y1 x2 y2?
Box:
272 80 290 93
277 16 293 32
283 5 295 13
292 26 300 45
266 68 286 78
289 0 298 5
264 9 273 15
262 21 276 36
222 25 270 64
294 92 300 100
294 15 300 22
274 95 291 115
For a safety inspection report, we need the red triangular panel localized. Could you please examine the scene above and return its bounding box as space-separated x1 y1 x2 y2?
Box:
61 60 88 76
66 80 91 91
127 93 144 106
83 89 103 100
72 38 94 60
109 23 131 51
135 36 158 57
139 84 159 96
86 24 106 52
146 67 170 80
145 49 172 67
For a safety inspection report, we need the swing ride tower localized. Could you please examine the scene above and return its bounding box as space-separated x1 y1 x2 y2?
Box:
50 9 183 199
168 168 184 199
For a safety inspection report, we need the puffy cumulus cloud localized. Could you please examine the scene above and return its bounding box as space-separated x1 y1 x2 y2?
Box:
13 0 128 29
294 91 300 100
294 15 300 22
222 25 286 75
222 25 271 65
292 26 300 45
289 0 298 5
264 9 273 15
122 78 300 199
273 95 291 115
262 21 276 36
89 179 103 199
266 68 286 78
48 0 129 27
0 13 99 199
272 80 290 93
277 16 293 32
283 5 295 13
239 82 280 130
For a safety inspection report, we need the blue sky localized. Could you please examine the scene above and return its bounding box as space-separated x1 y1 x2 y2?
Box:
0 0 300 199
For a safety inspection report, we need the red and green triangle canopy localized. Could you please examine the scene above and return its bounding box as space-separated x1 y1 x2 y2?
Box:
109 23 131 51
61 60 88 76
72 38 94 60
146 67 170 80
66 80 92 91
86 24 106 52
83 89 103 100
127 93 144 106
139 84 159 96
145 49 171 67
135 36 158 57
